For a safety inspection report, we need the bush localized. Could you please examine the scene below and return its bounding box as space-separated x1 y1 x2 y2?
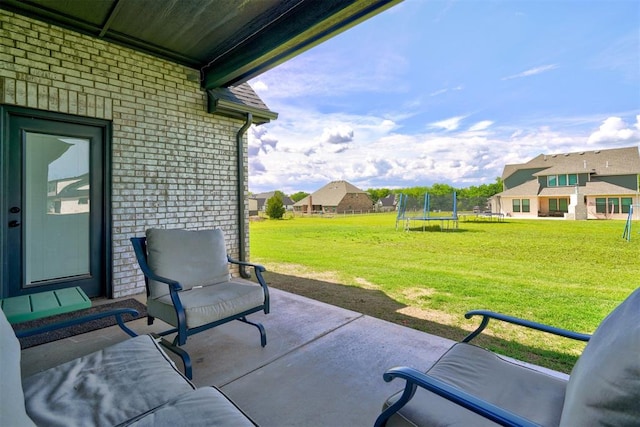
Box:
265 194 286 219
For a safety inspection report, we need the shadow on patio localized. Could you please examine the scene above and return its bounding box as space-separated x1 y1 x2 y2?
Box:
20 284 568 427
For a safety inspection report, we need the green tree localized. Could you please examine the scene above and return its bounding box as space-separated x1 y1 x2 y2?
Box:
367 188 391 204
265 194 286 219
290 191 309 203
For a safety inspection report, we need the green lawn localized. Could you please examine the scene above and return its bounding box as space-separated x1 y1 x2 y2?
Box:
249 213 639 372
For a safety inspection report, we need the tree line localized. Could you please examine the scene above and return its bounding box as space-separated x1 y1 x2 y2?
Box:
260 178 503 219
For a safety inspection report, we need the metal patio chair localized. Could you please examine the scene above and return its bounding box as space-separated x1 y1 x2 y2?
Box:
131 228 269 347
375 287 640 427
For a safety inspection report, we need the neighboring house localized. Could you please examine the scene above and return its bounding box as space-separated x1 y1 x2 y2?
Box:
0 1 398 299
249 192 294 215
294 181 373 214
494 146 640 219
377 194 397 212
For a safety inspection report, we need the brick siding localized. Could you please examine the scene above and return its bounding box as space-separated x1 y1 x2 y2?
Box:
0 10 249 297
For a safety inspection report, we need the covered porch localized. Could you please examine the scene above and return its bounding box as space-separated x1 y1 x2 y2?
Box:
20 288 566 426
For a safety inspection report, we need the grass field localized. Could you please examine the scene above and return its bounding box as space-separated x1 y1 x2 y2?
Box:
249 213 639 372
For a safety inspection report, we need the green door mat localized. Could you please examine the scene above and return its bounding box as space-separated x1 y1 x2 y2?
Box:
1 287 91 324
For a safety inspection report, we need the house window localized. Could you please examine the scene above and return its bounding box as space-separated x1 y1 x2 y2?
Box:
547 174 578 187
512 199 521 212
608 198 619 214
596 198 606 213
622 198 632 214
522 199 530 212
549 198 568 212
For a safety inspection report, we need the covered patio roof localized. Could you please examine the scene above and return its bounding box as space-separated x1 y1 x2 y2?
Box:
1 0 401 89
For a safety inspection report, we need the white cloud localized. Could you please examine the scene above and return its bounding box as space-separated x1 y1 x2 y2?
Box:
249 109 640 194
429 116 466 131
587 115 640 145
248 125 278 157
429 85 463 97
502 64 558 80
321 125 354 144
468 120 494 132
252 80 268 92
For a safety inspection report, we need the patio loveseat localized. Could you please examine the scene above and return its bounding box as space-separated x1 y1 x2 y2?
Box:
0 307 256 427
375 287 640 426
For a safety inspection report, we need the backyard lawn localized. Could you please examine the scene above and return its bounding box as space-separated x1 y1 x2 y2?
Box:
249 213 639 372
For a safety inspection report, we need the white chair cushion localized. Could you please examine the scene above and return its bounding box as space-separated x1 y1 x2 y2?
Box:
0 309 37 427
147 278 265 329
145 228 230 299
383 343 567 427
23 335 195 427
124 386 255 426
560 288 640 426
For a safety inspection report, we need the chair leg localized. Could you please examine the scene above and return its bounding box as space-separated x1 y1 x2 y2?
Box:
147 315 155 326
239 317 267 347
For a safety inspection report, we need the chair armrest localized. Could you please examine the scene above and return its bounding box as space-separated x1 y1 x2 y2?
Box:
140 270 183 293
375 366 541 427
227 256 270 314
14 308 139 339
463 310 591 343
227 256 266 273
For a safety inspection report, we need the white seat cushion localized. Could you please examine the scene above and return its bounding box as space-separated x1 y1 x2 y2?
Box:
0 309 37 427
124 386 256 427
384 343 567 427
23 335 195 427
145 228 230 299
147 278 265 328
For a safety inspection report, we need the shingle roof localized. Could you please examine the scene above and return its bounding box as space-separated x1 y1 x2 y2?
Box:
495 180 541 197
250 191 293 207
497 178 638 198
504 146 640 180
581 181 640 196
217 83 271 111
294 180 368 206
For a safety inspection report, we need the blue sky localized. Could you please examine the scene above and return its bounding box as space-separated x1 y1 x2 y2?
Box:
248 0 640 195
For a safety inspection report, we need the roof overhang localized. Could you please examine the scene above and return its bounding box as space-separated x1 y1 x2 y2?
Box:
207 88 278 125
1 0 401 89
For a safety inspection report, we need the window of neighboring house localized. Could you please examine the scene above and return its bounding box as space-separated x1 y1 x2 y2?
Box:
608 198 619 214
596 198 606 213
521 199 530 213
512 199 521 212
549 198 568 212
622 197 632 214
559 198 568 211
547 174 578 186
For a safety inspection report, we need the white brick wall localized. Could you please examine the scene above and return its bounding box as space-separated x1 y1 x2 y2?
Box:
0 10 249 298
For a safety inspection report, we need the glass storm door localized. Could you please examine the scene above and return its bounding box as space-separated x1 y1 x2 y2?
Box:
3 109 108 298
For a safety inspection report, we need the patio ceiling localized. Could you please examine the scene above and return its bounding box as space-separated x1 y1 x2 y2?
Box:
1 0 401 89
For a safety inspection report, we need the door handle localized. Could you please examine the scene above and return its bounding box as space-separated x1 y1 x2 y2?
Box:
8 220 20 227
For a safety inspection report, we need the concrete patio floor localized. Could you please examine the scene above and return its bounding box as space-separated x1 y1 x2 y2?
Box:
20 288 563 426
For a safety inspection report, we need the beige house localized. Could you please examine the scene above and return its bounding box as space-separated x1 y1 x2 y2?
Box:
0 1 398 299
494 146 640 219
294 180 373 214
249 191 294 216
